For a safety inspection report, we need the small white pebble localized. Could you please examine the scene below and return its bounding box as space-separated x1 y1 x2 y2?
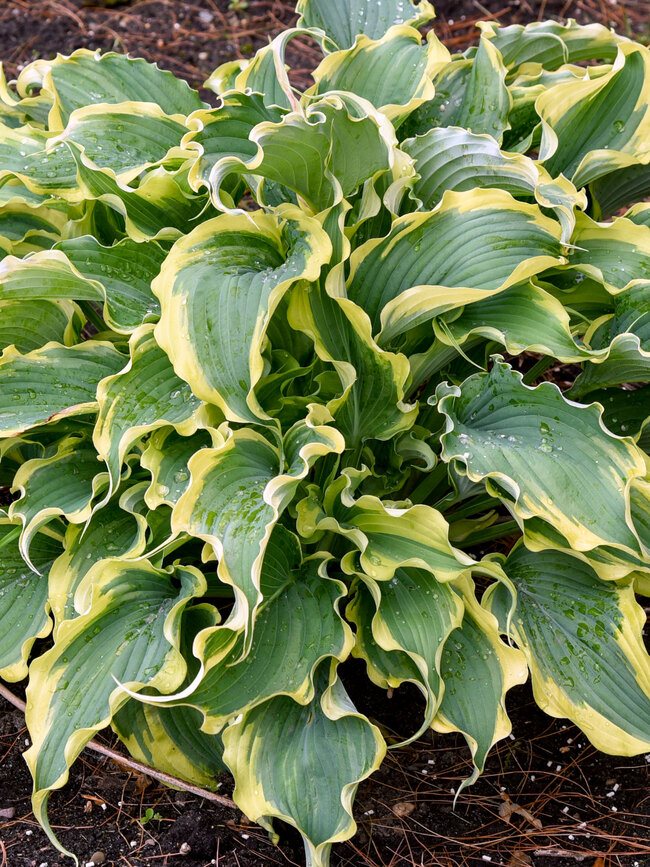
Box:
198 51 209 61
645 754 650 763
363 809 375 815
566 738 573 744
606 791 616 798
421 769 427 775
482 857 492 863
427 759 435 765
450 788 455 795
578 821 587 829
24 738 30 745
546 760 553 767
611 806 618 812
100 803 107 811
198 9 214 23
85 862 95 867
530 775 536 781
179 843 191 855
129 841 136 848
173 22 181 30
613 783 620 792
561 806 569 814
561 725 567 730
500 786 506 792
509 734 515 740
38 863 48 867
568 835 574 841
556 765 562 772
118 801 123 807
26 830 33 836
241 833 249 840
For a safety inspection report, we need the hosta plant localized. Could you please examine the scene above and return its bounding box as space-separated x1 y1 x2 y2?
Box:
1 1 650 863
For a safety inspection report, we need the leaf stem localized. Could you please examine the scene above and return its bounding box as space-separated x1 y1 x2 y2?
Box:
447 494 498 522
522 355 554 385
0 526 21 552
79 301 107 334
407 461 449 504
461 520 520 546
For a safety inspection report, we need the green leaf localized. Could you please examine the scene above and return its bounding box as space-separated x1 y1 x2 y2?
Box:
436 359 648 561
112 698 226 789
401 126 585 241
0 340 125 438
39 49 205 128
401 35 511 143
309 27 448 121
173 408 344 636
0 299 82 353
587 386 650 446
288 281 417 446
568 213 650 291
202 95 396 214
487 543 650 754
9 433 106 571
93 325 209 499
436 280 593 362
185 552 352 730
141 427 213 509
297 468 479 583
538 43 650 187
54 103 189 183
478 19 623 71
69 144 209 242
223 663 385 867
434 579 526 790
185 92 285 196
0 124 79 195
153 207 331 423
0 521 60 681
296 0 435 50
346 189 565 343
352 567 464 739
0 249 104 305
54 236 165 333
25 559 205 858
47 485 148 628
206 30 304 111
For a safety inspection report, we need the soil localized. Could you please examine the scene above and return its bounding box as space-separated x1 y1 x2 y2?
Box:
1 1 650 866
2 666 650 867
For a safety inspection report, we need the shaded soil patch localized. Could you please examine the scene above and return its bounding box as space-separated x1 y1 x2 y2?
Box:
2 668 650 867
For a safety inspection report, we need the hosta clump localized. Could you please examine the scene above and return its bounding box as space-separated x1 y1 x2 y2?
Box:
1 0 650 863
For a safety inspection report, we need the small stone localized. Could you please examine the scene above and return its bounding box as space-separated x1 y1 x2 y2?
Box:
198 10 214 23
179 842 192 855
90 854 105 865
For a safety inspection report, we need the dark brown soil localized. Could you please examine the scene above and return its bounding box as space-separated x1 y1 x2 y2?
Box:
2 665 650 867
0 0 648 99
2 1 650 866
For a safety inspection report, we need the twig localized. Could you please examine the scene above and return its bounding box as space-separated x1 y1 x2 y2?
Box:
0 683 236 811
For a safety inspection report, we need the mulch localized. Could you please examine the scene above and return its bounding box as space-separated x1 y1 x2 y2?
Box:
1 1 650 866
